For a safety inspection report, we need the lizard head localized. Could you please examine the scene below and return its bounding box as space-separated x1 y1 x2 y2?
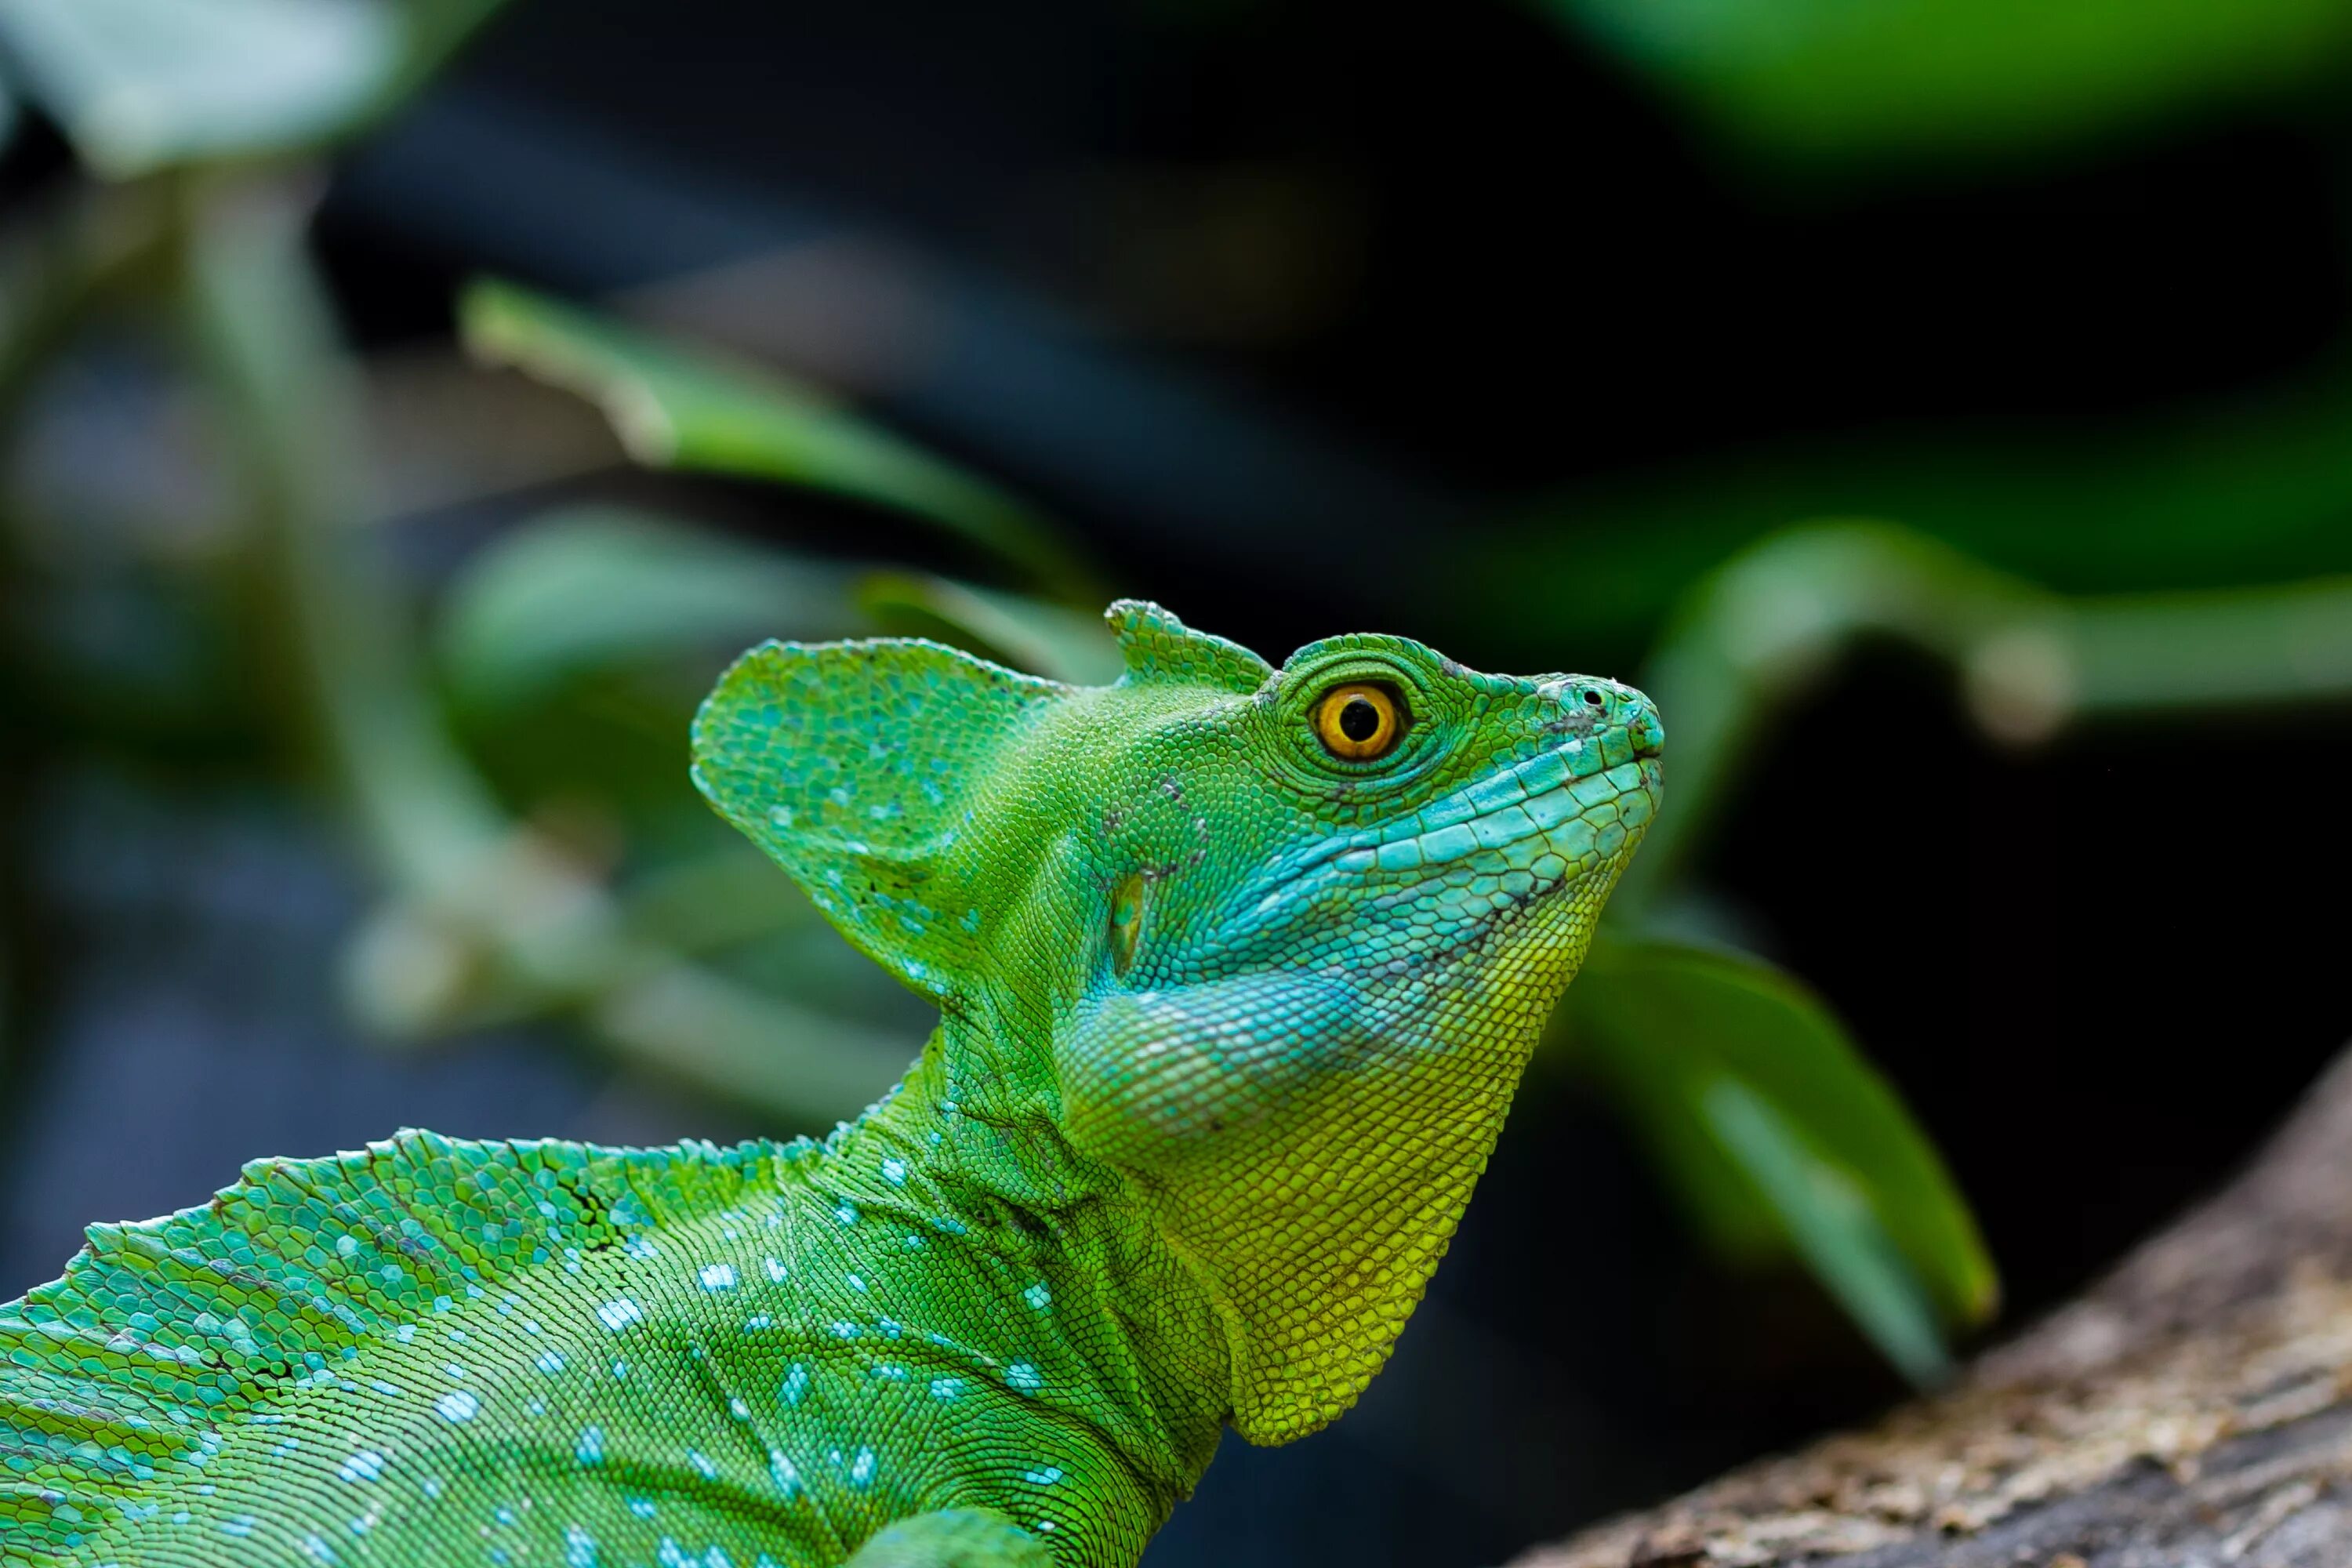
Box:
691 600 1661 1445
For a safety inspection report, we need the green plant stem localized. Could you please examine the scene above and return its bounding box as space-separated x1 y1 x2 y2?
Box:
376 0 514 122
183 180 506 879
0 176 185 1194
177 172 906 1125
0 180 177 425
1616 518 2352 916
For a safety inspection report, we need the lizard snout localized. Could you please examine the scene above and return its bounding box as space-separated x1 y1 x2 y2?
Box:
1553 678 1664 760
1624 691 1664 758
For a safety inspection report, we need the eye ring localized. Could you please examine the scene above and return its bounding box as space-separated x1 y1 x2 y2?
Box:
1312 683 1405 761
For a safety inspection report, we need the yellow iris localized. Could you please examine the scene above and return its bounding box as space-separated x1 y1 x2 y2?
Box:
1312 683 1403 761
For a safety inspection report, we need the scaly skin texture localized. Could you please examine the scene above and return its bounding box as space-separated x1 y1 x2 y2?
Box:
0 602 1662 1568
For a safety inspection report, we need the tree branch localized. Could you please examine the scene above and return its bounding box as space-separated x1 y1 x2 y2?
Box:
1519 1045 2352 1568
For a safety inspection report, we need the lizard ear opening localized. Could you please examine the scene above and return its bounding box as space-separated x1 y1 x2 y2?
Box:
691 637 1069 1001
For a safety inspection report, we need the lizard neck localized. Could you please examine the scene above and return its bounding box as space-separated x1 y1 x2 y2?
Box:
810 1018 1234 1512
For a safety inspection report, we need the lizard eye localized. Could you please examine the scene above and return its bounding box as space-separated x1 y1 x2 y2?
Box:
1312 683 1404 761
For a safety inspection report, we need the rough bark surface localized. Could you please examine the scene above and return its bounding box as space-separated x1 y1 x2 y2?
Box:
1517 1047 2352 1568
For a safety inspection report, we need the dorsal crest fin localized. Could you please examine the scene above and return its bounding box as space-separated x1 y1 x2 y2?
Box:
0 1130 787 1563
1107 600 1271 695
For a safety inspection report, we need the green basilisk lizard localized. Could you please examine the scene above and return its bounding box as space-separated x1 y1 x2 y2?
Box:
0 601 1662 1567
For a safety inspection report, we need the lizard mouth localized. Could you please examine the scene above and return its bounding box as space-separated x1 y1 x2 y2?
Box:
1334 742 1659 878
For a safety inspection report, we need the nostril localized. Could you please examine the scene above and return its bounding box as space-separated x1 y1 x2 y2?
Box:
1579 688 1606 710
1632 706 1665 757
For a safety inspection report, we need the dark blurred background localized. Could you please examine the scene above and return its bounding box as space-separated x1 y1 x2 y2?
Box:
5 2 2352 1564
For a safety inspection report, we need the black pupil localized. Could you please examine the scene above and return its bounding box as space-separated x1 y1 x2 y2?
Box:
1338 697 1383 743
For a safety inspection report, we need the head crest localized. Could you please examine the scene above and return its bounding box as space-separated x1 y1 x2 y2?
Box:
1107 600 1271 695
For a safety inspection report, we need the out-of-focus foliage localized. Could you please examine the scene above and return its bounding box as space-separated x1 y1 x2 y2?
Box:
437 506 863 709
0 0 394 176
854 575 1124 686
1617 522 2352 908
1545 0 2352 165
1566 940 1992 1384
461 281 1093 598
1568 519 2352 1367
1700 1076 1951 1386
0 0 506 176
1464 378 2352 658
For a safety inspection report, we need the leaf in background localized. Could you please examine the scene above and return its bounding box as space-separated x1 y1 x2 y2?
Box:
435 506 866 708
858 572 1123 684
1457 371 2352 668
1544 0 2352 166
0 0 397 178
1567 938 1997 1356
1702 1075 1952 1386
459 279 1094 598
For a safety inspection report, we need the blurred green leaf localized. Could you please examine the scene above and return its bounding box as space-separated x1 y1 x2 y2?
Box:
0 0 510 177
1459 374 2352 664
1569 938 1997 1337
1602 523 2352 923
0 0 395 178
585 961 913 1127
858 572 1123 684
459 279 1093 597
436 506 864 708
1608 521 2042 915
1701 1076 1952 1386
621 847 820 957
1546 0 2352 165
